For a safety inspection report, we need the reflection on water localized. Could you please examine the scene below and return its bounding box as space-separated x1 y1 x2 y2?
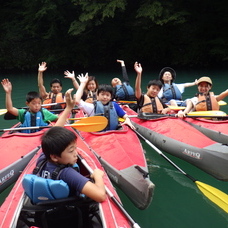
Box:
1 70 228 228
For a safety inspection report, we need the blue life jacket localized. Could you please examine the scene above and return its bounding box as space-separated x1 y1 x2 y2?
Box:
115 82 135 100
162 83 182 102
22 159 80 204
20 109 48 133
94 101 118 131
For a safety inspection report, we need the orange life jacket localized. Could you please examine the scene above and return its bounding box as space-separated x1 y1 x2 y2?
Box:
141 95 164 113
43 92 65 110
85 92 97 103
195 92 219 111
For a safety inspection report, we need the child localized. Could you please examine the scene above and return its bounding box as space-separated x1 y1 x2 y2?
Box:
37 88 106 202
74 73 135 130
134 62 170 114
38 62 65 110
177 76 228 117
64 70 98 103
1 78 58 133
158 67 198 106
111 60 137 110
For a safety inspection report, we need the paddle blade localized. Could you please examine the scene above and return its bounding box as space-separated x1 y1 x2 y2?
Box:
0 109 7 116
196 181 228 213
188 111 227 117
71 116 108 132
218 100 227 106
168 106 185 110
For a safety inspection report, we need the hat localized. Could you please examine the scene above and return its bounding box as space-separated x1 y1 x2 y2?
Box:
197 76 212 86
159 67 176 81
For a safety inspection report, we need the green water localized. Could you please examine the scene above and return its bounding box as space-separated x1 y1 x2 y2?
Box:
0 68 228 228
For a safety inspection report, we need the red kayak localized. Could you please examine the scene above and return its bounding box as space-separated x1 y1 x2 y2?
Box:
75 110 154 210
0 127 133 228
0 126 48 193
183 117 228 145
122 106 228 181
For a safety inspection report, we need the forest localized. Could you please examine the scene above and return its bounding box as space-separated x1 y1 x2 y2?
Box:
0 0 228 71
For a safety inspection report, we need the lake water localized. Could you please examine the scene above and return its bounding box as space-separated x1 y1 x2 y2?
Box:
0 68 228 228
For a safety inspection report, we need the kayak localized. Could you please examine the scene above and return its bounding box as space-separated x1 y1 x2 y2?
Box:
0 127 133 228
122 106 228 181
183 117 228 145
75 110 155 210
0 125 48 193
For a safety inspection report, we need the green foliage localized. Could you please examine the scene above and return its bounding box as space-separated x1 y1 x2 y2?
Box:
0 0 228 70
136 1 188 25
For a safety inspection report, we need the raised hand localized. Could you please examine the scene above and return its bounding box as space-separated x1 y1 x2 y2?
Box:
64 70 76 80
38 62 47 72
1 78 12 94
77 73 89 84
134 62 142 74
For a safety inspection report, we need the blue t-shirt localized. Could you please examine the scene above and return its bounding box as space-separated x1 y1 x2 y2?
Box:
37 153 89 197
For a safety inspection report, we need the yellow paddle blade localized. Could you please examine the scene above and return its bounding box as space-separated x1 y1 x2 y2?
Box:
196 181 228 213
0 109 7 116
218 100 227 106
168 106 185 110
118 100 137 104
71 116 108 132
188 111 227 116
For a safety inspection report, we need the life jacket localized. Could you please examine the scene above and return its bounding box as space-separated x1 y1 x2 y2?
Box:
140 95 164 113
115 82 135 101
85 92 97 103
94 101 119 131
162 83 182 102
22 159 80 204
195 92 219 111
43 92 65 109
20 109 48 133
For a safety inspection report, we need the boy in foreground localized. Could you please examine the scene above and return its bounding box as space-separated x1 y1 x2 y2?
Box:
37 88 106 202
1 78 58 133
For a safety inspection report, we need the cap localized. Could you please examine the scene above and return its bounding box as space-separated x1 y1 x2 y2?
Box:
159 67 176 81
197 76 212 86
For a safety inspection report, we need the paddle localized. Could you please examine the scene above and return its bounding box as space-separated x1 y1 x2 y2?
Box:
0 116 108 133
1 102 71 119
168 100 227 110
134 129 228 213
0 109 7 116
0 102 67 114
128 111 228 120
78 154 141 228
118 100 137 104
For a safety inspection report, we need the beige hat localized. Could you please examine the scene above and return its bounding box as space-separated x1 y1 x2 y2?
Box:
197 76 212 86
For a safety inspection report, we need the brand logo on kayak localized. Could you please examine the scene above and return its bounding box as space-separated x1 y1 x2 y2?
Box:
0 170 14 186
182 149 201 159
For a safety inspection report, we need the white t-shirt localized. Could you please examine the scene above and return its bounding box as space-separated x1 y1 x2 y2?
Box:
78 100 95 116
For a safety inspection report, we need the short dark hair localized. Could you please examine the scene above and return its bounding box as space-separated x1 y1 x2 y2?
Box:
26 91 42 103
50 78 62 87
97 84 113 97
147 79 162 89
41 127 77 160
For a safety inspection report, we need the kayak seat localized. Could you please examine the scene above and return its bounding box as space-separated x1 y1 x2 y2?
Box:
20 174 102 228
18 195 101 228
22 174 69 204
